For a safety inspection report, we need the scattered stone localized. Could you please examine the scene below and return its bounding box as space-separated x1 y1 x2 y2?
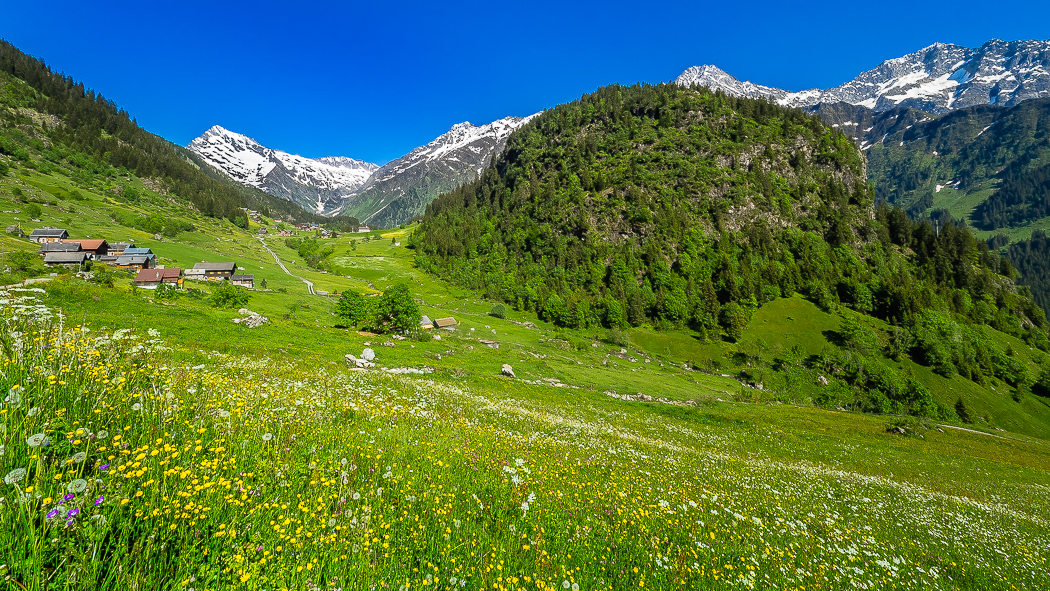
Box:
479 339 499 349
433 334 442 341
491 329 496 335
836 406 847 412
382 341 395 347
817 375 829 386
361 348 376 361
345 354 374 369
232 309 269 328
501 364 516 378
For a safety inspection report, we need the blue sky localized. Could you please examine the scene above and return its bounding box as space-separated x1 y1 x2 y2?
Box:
3 1 1049 164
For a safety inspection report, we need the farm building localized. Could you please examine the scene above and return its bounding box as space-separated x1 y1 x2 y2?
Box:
107 242 135 256
29 228 68 243
39 242 81 255
187 262 237 281
43 252 88 267
434 317 458 330
61 239 109 260
230 274 255 288
134 268 183 290
114 255 155 270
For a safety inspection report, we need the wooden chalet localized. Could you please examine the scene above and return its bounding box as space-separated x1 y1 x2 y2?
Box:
114 255 155 270
230 274 255 288
43 252 88 267
134 268 183 290
61 239 109 260
122 248 157 267
107 242 135 256
29 228 68 243
39 242 81 255
187 262 237 281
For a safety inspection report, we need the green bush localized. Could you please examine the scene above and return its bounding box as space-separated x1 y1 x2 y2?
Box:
489 303 507 319
334 290 372 328
207 281 251 309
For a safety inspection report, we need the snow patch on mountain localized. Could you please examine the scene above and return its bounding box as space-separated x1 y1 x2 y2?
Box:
188 125 379 214
676 39 1050 114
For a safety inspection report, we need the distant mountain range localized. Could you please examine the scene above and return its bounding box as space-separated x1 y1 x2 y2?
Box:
677 39 1050 114
188 126 378 216
188 116 537 225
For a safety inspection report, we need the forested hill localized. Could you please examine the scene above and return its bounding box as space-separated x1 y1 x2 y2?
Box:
413 83 1047 349
0 40 336 226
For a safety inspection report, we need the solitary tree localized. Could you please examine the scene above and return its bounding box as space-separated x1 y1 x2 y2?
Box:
376 282 420 333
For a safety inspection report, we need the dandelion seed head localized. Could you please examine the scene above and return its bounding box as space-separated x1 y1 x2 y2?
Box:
26 433 49 448
4 468 27 485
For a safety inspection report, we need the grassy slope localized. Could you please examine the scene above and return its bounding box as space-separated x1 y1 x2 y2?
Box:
1 162 1049 590
4 162 1050 441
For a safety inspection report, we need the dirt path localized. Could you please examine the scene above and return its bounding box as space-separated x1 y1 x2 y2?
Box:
257 237 316 296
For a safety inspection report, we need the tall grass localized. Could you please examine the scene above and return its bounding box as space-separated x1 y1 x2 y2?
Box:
1 286 1047 590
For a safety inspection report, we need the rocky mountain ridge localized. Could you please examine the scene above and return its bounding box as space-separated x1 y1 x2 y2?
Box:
677 39 1050 114
188 126 378 215
188 116 538 224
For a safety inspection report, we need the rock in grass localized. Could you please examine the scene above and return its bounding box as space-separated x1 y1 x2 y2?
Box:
361 348 376 361
501 364 515 378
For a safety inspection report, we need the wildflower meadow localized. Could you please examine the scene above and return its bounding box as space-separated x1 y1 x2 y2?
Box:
1 285 1048 590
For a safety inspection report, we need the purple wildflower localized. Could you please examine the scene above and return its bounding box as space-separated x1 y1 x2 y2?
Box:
99 464 110 470
67 507 80 518
64 493 75 502
94 495 104 506
46 508 60 519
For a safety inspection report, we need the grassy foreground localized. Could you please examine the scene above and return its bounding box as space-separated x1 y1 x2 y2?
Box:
1 285 1048 590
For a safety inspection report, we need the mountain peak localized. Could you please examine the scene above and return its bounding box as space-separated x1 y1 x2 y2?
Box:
676 39 1050 114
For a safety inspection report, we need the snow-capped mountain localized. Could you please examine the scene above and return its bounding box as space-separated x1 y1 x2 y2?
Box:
188 126 379 215
677 39 1050 114
188 116 538 224
345 115 539 227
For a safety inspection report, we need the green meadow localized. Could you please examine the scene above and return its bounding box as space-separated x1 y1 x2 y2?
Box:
1 167 1049 590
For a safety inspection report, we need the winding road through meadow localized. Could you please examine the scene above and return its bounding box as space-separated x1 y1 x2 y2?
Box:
257 237 316 295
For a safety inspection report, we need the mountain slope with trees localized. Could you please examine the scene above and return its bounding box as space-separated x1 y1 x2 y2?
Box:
414 83 1050 418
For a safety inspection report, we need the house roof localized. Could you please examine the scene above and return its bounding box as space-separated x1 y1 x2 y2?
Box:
43 252 88 263
108 242 134 250
115 255 150 265
40 242 81 253
124 247 153 255
434 317 458 328
30 228 68 238
230 274 254 281
62 239 108 250
192 262 237 272
134 268 182 283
